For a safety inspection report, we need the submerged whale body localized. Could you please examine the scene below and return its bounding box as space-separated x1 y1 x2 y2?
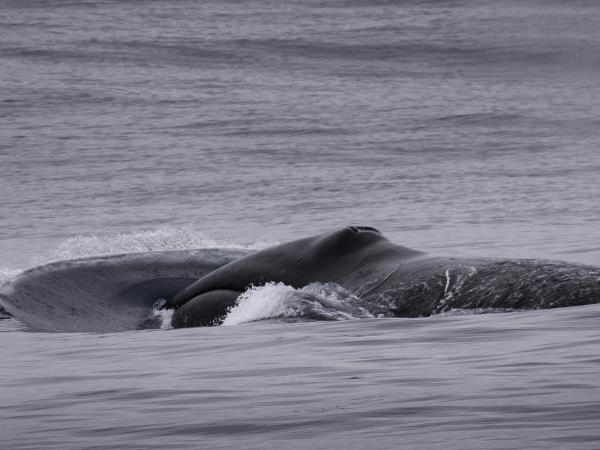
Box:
1 226 599 332
165 226 600 328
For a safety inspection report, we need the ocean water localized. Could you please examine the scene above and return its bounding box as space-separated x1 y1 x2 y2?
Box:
1 0 600 449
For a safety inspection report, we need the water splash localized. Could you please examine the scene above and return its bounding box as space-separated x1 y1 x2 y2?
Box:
32 226 274 266
145 300 174 330
0 268 21 286
222 282 375 326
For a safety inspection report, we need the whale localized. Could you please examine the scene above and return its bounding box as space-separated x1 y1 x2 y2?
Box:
2 226 599 332
0 249 250 332
165 226 600 328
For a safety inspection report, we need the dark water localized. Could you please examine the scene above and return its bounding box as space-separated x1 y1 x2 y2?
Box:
1 1 600 449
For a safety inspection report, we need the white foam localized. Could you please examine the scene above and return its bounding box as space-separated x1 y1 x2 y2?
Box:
0 267 22 286
222 282 374 326
433 308 518 317
222 283 298 325
149 302 174 329
33 226 275 266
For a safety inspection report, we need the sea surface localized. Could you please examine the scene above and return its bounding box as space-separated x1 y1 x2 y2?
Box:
1 0 600 449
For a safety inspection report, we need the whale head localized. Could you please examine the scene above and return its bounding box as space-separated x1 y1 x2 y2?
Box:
165 226 400 327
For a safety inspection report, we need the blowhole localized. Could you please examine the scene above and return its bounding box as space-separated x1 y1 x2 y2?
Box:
349 226 380 234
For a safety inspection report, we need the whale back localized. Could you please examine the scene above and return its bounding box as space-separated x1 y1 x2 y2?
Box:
166 226 423 309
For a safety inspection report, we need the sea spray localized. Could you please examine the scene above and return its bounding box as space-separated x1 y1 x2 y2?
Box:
0 268 21 287
222 282 375 326
145 299 174 330
32 226 274 267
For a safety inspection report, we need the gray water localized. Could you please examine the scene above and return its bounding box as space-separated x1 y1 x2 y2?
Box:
3 308 600 450
1 0 600 449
